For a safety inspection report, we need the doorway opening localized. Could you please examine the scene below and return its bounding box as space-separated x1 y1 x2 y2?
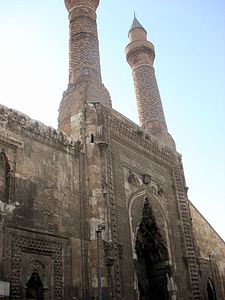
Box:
207 278 217 300
134 197 170 300
26 269 44 300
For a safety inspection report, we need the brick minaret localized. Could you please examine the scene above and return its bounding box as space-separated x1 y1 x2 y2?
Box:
58 0 111 136
126 17 174 147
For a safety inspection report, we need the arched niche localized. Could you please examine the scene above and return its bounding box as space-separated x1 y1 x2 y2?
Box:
26 269 44 300
207 278 217 300
22 258 53 300
0 149 11 202
128 187 171 260
128 188 174 300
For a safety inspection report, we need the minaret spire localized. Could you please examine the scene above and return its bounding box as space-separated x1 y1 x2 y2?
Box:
125 16 175 148
130 14 146 33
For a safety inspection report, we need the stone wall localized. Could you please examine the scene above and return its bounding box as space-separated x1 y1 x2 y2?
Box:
0 105 88 299
190 202 225 298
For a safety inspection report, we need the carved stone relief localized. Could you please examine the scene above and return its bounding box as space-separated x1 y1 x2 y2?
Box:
10 236 63 300
127 171 139 186
125 166 165 194
142 174 151 185
157 184 165 196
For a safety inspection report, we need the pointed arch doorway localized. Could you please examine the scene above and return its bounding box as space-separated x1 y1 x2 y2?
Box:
207 278 217 300
26 269 44 300
134 197 170 300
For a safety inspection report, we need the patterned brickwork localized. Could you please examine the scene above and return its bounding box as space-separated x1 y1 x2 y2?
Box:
126 21 169 140
68 6 101 84
126 46 154 69
58 0 111 134
65 0 99 12
132 64 166 128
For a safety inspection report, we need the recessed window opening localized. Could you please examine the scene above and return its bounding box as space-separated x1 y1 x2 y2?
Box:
91 134 94 144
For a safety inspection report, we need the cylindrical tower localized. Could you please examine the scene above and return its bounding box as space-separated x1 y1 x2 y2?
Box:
126 17 174 147
58 0 111 136
65 0 102 85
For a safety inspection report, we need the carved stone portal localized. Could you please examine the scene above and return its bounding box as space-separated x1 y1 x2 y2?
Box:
134 197 170 300
10 236 63 300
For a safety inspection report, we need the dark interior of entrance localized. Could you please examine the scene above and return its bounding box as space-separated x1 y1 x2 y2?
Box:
26 269 44 300
207 278 217 300
135 197 170 300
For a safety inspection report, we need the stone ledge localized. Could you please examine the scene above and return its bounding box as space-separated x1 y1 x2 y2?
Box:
0 104 81 153
0 131 24 149
102 106 176 166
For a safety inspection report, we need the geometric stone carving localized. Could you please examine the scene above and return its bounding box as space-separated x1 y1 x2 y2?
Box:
10 236 63 300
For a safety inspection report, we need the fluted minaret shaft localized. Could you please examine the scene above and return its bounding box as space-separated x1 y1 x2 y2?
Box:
126 17 171 141
58 0 111 135
65 0 102 85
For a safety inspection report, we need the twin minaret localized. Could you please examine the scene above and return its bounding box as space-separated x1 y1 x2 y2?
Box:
65 0 102 85
58 0 111 135
59 0 173 146
126 17 168 138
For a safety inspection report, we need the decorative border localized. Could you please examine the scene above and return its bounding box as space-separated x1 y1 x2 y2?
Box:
0 105 80 154
9 235 63 300
0 132 23 149
103 116 122 300
102 107 175 166
173 157 201 299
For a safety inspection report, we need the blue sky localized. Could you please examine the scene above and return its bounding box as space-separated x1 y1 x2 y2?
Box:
0 0 224 240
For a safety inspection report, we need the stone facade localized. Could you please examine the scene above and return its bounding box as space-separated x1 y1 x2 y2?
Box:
0 1 224 299
190 203 225 299
0 105 89 299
